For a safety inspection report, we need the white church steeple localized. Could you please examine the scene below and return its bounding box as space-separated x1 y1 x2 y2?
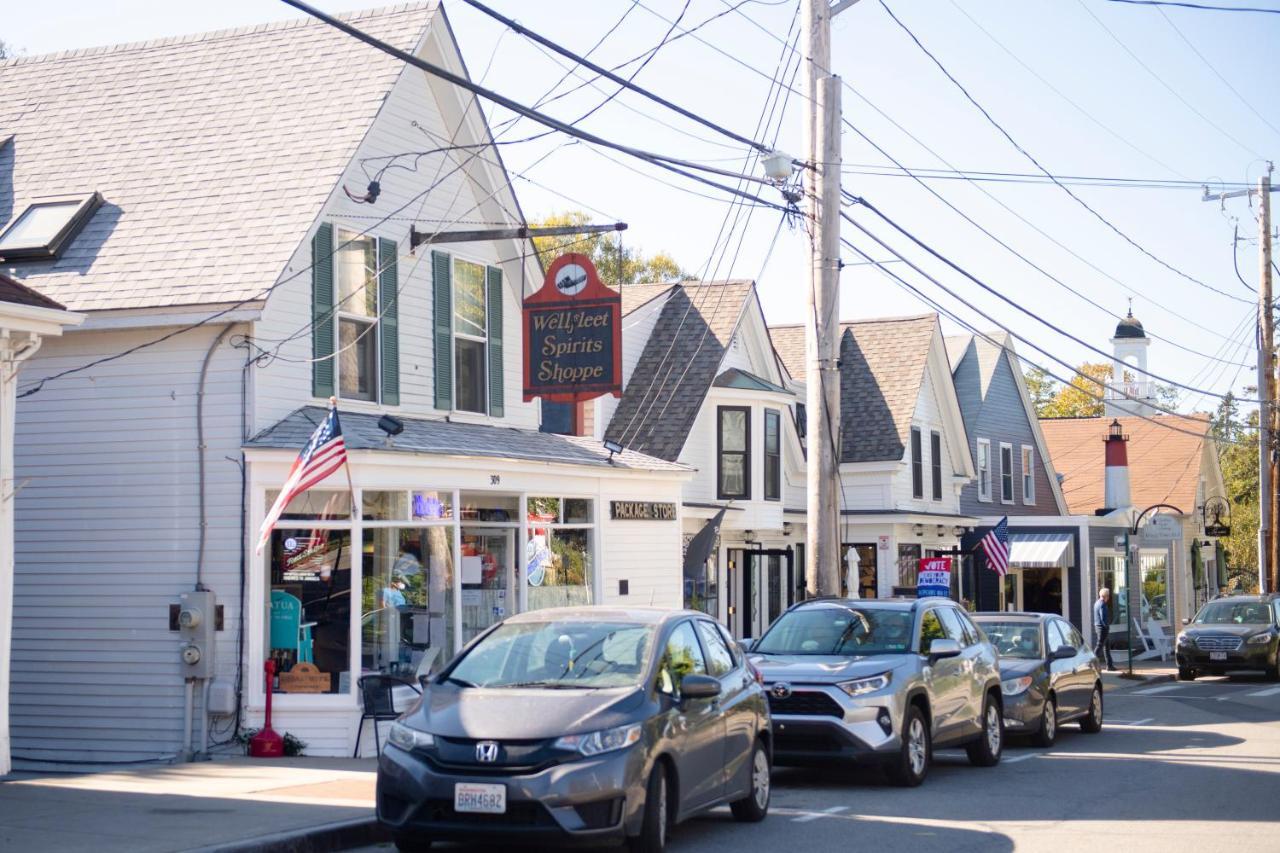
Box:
1104 301 1156 418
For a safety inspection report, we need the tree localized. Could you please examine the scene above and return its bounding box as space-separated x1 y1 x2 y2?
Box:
1024 367 1057 413
529 210 686 286
1212 390 1260 593
0 40 19 60
1038 363 1113 418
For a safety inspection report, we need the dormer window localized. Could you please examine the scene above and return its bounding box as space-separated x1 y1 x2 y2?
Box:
0 192 102 261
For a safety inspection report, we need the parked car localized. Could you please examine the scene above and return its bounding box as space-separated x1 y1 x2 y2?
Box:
1176 594 1280 681
971 613 1104 747
377 607 772 852
747 597 1003 787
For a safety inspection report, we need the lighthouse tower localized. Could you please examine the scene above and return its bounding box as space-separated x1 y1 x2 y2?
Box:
1104 306 1156 418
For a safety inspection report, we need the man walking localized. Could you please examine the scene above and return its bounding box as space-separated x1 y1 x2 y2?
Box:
1093 588 1117 671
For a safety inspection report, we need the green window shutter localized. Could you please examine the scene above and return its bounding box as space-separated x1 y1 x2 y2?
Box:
311 223 335 399
432 251 453 410
378 237 400 406
486 264 504 418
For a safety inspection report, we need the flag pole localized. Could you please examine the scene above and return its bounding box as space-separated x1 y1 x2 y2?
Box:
330 396 359 519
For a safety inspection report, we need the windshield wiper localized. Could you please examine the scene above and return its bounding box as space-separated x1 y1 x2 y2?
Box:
502 681 595 690
444 676 476 688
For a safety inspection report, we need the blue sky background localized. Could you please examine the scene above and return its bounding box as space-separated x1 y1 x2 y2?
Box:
7 1 1278 415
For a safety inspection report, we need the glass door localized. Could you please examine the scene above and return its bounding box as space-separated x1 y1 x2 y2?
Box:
1001 570 1023 612
460 527 514 645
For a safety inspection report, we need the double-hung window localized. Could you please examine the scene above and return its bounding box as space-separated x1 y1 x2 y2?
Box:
1000 442 1014 504
977 439 991 502
453 258 488 414
910 427 923 500
930 431 943 501
718 406 751 500
764 409 781 501
335 230 380 402
1021 445 1036 505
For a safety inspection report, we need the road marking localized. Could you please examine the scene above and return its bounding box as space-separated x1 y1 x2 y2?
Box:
1134 685 1183 695
1106 718 1154 726
1247 686 1280 697
1001 752 1040 764
792 806 848 823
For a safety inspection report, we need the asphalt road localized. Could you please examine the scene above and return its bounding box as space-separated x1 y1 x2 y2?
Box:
352 674 1280 853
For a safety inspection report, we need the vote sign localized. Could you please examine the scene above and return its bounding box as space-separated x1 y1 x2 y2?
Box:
522 253 622 403
917 557 952 598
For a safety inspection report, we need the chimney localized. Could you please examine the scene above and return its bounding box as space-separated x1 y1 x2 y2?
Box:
1102 419 1131 512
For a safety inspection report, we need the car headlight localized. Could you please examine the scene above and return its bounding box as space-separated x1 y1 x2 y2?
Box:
387 721 435 752
837 673 891 697
1001 676 1033 696
1247 632 1275 646
1176 632 1191 645
554 723 642 757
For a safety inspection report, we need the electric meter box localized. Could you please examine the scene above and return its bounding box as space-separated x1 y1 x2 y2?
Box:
178 590 216 679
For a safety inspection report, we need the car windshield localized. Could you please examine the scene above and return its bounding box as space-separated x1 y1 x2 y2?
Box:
755 605 914 655
445 620 655 689
978 621 1043 660
1194 601 1273 625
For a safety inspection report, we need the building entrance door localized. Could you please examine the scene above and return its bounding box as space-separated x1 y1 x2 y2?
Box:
459 527 514 645
727 548 793 639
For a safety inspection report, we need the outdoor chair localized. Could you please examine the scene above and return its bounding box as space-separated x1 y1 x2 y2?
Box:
355 674 421 758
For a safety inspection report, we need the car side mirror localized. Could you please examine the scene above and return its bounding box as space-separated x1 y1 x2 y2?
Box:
927 638 962 660
1181 617 1191 625
1051 645 1076 661
679 674 722 701
739 638 756 653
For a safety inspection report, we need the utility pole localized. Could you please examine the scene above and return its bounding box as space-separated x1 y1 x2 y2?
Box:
1203 164 1277 594
803 0 854 599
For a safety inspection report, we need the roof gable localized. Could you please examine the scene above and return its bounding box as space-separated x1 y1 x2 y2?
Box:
837 315 937 463
0 272 64 310
0 4 435 312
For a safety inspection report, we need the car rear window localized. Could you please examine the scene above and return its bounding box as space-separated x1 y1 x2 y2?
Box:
979 621 1043 659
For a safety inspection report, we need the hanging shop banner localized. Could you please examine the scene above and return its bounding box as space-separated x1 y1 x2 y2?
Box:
1203 496 1231 538
916 557 952 598
523 253 622 403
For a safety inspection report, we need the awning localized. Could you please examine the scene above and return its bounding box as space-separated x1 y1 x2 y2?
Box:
1008 532 1074 568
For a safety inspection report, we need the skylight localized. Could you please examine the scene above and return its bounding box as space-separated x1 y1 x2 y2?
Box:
0 192 102 261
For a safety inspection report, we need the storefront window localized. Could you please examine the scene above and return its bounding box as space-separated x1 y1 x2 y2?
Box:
1096 554 1126 626
267 489 351 521
268 528 352 694
363 490 408 521
1141 553 1168 622
683 531 719 617
361 526 455 679
841 543 878 599
460 492 518 522
412 489 454 520
527 496 595 613
897 543 922 589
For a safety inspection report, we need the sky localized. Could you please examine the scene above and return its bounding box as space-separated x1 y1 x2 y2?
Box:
5 0 1279 417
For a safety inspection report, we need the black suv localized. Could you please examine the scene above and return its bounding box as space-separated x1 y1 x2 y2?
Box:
1176 594 1280 681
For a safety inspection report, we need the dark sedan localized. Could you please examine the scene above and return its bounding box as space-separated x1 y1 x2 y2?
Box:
377 607 772 852
1176 595 1280 681
972 613 1103 747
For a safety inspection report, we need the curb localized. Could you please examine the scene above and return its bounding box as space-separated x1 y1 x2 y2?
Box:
1103 672 1175 690
191 815 390 853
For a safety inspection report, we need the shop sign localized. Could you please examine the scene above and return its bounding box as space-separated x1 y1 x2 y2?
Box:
522 253 622 403
1140 514 1182 546
610 501 677 521
278 662 329 693
1203 496 1230 538
878 535 891 551
282 535 329 582
916 557 952 598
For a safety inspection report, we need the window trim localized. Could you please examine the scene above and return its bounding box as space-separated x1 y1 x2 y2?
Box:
334 229 380 403
0 192 103 261
999 442 1015 505
1021 444 1036 505
976 438 992 503
930 430 943 501
451 254 490 415
910 427 924 500
763 408 781 502
717 405 752 500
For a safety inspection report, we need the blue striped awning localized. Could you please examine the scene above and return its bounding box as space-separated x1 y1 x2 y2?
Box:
1008 533 1074 568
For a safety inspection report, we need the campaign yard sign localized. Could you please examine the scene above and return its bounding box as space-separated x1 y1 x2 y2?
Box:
522 253 622 403
917 557 952 598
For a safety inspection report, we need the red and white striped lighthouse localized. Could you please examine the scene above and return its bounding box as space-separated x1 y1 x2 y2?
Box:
1103 418 1131 512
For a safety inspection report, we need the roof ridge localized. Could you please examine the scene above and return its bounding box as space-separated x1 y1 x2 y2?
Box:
0 2 434 69
841 312 937 326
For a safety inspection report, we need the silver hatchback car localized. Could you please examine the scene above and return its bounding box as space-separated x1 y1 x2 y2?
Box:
749 597 1003 786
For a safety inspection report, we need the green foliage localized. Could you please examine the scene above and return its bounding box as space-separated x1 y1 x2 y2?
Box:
237 729 307 757
1212 391 1260 592
1037 363 1112 418
529 210 687 285
1024 368 1057 412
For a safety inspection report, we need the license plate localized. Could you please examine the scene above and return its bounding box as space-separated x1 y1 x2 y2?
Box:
454 783 506 814
1210 652 1227 661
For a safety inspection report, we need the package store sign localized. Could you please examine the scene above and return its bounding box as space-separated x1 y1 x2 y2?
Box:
916 557 952 598
611 501 677 521
522 253 622 403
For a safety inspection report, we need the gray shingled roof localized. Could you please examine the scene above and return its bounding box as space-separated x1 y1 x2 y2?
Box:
619 282 677 317
0 4 434 312
769 324 806 381
248 406 689 472
0 272 65 310
838 315 937 463
605 281 754 461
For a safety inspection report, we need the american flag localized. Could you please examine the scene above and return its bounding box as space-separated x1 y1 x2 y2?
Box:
256 404 349 554
981 516 1010 576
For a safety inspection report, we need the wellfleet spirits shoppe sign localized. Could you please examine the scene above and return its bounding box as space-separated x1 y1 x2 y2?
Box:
522 253 622 403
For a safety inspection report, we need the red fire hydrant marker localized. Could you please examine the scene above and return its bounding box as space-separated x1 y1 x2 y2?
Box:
249 659 285 758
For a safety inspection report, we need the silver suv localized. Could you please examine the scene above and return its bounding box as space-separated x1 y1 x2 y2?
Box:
748 597 1003 786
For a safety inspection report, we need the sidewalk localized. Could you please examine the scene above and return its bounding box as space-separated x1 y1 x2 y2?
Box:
1100 653 1178 691
0 756 384 853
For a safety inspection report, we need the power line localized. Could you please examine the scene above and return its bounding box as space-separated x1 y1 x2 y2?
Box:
878 0 1254 306
841 163 1252 191
1104 0 1280 14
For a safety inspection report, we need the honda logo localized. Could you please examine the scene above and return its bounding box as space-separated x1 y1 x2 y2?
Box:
475 741 500 763
770 682 792 700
